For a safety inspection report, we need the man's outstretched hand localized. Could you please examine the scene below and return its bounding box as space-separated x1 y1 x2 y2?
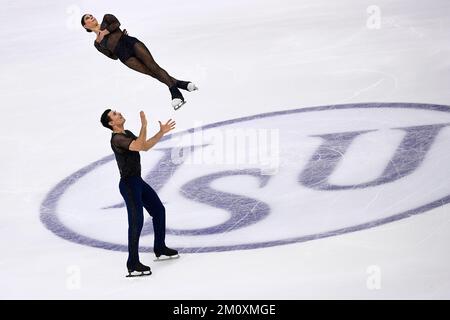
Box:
159 119 176 134
140 111 147 128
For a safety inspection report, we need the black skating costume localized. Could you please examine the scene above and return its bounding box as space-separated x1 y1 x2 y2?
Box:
94 14 194 107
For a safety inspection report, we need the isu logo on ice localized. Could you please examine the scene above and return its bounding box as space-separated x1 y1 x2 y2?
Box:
40 103 450 253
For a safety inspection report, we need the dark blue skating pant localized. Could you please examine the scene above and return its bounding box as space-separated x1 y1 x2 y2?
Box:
119 176 166 268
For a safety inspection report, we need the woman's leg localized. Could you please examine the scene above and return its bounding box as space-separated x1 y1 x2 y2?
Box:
123 57 153 77
132 42 177 87
122 43 190 107
123 57 184 105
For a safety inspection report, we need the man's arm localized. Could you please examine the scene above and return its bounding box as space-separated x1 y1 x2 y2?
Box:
128 113 176 152
142 130 164 151
129 111 147 151
142 119 176 151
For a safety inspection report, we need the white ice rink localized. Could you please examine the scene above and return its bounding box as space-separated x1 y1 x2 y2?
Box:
1 0 450 299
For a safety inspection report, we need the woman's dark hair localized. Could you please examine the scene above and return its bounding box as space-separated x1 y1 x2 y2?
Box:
81 14 92 32
101 109 112 130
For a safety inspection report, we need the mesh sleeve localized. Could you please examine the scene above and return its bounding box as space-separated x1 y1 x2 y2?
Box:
112 134 135 151
104 14 121 33
94 41 118 60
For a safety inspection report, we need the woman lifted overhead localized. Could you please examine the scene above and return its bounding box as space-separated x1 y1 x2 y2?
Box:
81 13 198 110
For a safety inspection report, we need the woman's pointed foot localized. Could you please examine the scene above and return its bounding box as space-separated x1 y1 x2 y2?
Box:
176 80 198 92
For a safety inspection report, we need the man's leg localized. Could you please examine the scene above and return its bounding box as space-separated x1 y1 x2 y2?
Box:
119 177 145 269
141 178 166 251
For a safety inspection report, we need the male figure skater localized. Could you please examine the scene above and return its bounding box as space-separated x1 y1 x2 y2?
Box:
100 109 178 277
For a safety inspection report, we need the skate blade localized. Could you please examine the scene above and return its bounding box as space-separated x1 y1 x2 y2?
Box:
173 100 186 111
126 270 152 278
153 254 180 262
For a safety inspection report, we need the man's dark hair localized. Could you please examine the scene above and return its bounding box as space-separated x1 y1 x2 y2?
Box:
81 14 92 32
100 109 112 130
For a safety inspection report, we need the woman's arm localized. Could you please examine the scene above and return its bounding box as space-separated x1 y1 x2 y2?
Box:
94 41 118 60
104 14 121 32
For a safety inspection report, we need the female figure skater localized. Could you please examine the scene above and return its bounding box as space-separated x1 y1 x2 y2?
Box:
81 13 197 110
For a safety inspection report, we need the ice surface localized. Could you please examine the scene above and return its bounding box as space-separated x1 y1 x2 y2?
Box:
1 0 450 299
